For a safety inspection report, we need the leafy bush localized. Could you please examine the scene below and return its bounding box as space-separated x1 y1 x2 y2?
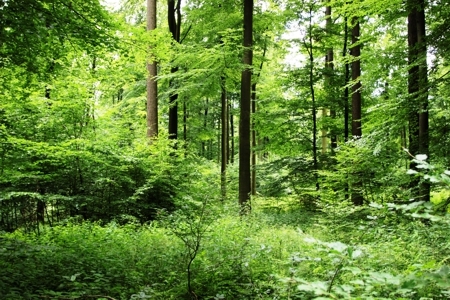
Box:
320 138 411 205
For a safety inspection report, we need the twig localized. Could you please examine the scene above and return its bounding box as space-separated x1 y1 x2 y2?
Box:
327 256 345 293
180 25 192 44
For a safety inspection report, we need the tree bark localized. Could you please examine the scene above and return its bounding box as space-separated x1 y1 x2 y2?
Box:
325 4 337 150
251 83 257 196
202 99 208 157
417 2 429 202
168 0 181 140
408 0 429 201
146 0 158 139
351 19 362 139
221 78 228 199
343 17 350 143
351 18 363 206
230 102 235 164
239 0 253 211
306 8 319 191
251 44 266 196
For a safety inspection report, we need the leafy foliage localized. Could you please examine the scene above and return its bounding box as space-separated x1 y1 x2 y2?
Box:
2 0 450 299
3 195 450 299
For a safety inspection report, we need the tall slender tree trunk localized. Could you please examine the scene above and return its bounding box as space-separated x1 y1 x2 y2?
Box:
221 77 228 200
239 0 253 210
325 4 337 150
230 102 235 164
202 99 208 157
343 17 350 143
351 20 362 139
146 0 158 139
251 45 267 196
168 0 181 140
251 83 257 196
408 0 429 201
417 2 429 202
306 8 319 191
217 117 221 164
351 18 363 206
227 98 231 164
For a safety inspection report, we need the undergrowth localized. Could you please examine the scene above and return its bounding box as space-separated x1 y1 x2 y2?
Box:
1 197 449 299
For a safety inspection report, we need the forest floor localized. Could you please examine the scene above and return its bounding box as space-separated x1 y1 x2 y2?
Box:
0 196 449 300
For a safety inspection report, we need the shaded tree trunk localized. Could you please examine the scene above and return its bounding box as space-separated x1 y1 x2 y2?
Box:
168 0 181 140
325 4 337 150
306 7 319 191
146 0 158 139
408 0 429 201
230 102 235 164
343 17 350 143
251 83 257 196
251 44 266 196
201 99 208 157
351 18 363 206
417 3 430 202
221 77 228 200
239 0 253 210
351 20 362 139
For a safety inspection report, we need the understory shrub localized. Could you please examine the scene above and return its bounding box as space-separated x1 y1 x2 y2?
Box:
1 193 450 299
0 136 199 231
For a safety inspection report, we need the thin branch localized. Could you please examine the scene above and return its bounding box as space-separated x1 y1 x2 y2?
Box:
180 25 192 44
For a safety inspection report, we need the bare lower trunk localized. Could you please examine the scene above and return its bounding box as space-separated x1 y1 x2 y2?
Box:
221 79 228 200
351 19 363 206
239 0 253 211
146 0 158 139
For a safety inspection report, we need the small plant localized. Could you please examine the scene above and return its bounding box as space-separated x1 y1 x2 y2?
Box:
165 197 211 299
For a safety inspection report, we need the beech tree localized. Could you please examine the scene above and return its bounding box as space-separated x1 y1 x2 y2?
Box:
221 75 228 199
408 0 430 201
351 17 363 205
239 0 253 209
323 4 336 151
168 0 182 140
147 0 158 139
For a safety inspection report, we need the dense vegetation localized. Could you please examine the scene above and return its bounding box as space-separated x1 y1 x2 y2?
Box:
1 0 450 299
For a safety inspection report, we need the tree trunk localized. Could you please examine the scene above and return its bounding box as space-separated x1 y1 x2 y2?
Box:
221 77 228 200
239 0 253 211
230 102 235 164
417 3 430 202
202 99 208 157
351 20 362 139
343 17 350 143
251 44 266 196
351 18 363 206
251 83 257 196
227 98 231 164
408 0 429 201
168 0 181 140
146 0 158 139
307 8 319 191
325 4 337 150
